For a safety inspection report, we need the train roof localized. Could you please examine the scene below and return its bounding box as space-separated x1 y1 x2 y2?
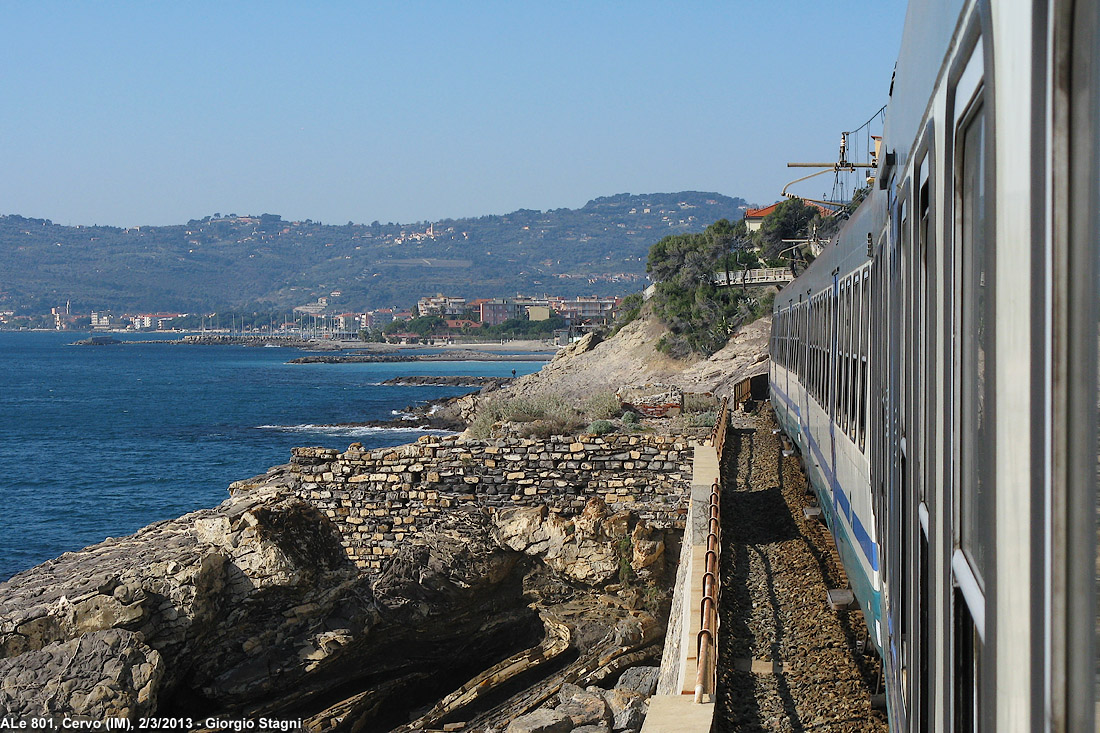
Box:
882 0 967 172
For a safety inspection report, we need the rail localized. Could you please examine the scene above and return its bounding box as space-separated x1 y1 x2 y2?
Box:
712 267 795 287
695 397 729 702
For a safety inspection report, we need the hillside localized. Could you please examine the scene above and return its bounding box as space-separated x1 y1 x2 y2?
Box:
0 192 745 314
451 307 771 431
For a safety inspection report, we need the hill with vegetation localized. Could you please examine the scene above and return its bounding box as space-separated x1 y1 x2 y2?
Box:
0 192 746 315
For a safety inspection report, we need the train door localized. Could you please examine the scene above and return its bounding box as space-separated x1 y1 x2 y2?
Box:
894 185 913 728
799 296 811 441
950 36 989 732
829 272 840 508
882 190 905 726
914 146 934 733
783 303 792 429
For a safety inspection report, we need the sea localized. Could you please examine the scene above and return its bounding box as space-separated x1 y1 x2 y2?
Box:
0 331 545 582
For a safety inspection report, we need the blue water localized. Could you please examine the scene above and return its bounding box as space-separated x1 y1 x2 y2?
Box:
0 332 544 581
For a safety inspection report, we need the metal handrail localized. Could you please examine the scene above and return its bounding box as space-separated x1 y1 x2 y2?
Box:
695 399 731 703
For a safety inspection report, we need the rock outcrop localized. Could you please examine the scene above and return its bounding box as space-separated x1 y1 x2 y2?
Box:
0 467 679 731
0 629 162 720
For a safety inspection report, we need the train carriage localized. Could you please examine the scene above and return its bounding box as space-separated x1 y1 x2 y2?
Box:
769 1 1098 730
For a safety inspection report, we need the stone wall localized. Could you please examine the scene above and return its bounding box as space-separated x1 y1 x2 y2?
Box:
285 433 693 570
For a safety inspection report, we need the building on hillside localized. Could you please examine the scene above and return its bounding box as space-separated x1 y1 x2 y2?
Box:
51 307 78 331
465 298 491 321
90 311 115 329
527 305 553 321
130 314 181 330
384 332 421 345
334 313 361 332
293 300 327 315
480 299 526 326
556 296 619 323
743 203 780 232
744 200 837 232
445 319 481 329
417 294 466 317
366 309 396 328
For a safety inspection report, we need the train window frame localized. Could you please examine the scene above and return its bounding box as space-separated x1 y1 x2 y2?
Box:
845 277 853 437
852 271 863 442
810 296 817 402
939 24 991 730
829 286 836 418
860 266 870 451
916 147 932 513
818 292 825 403
955 96 992 591
847 274 855 434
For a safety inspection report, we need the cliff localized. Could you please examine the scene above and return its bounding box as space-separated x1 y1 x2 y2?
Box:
447 310 771 429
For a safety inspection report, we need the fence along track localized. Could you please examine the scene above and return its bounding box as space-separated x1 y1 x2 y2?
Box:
694 396 730 702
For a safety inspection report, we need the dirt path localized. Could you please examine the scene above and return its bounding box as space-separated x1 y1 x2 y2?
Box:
712 408 886 732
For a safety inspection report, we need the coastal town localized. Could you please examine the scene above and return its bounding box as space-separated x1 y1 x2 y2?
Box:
8 292 624 343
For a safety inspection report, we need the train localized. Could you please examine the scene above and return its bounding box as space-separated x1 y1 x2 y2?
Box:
769 1 1097 730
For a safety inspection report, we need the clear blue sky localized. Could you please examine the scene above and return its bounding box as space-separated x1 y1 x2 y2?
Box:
0 1 907 227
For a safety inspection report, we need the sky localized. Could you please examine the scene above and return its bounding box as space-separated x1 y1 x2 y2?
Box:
0 1 908 228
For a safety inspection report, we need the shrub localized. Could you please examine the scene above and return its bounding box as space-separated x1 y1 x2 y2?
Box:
468 399 505 439
588 420 614 436
683 392 719 414
583 390 622 420
617 537 634 585
469 395 586 438
621 411 638 424
608 292 644 337
686 410 717 428
520 414 584 438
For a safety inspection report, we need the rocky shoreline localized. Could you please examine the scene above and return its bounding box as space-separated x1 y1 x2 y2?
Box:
0 438 684 731
5 310 777 731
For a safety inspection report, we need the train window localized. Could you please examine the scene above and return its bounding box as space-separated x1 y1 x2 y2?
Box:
849 274 858 433
829 288 836 416
802 303 807 380
816 295 823 401
839 279 848 432
820 294 825 402
796 304 802 378
849 269 858 435
918 158 931 507
809 299 816 400
796 301 805 376
812 296 818 401
958 101 991 586
781 310 787 369
953 587 983 730
858 265 866 449
819 294 825 402
776 310 782 368
783 308 789 372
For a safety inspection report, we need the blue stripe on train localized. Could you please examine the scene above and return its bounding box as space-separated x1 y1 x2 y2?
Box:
771 380 878 572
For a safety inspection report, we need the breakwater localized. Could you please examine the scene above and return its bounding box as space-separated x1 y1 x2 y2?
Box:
287 350 554 364
379 375 513 387
280 432 692 570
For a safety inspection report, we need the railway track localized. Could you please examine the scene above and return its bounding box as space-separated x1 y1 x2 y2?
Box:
712 409 885 732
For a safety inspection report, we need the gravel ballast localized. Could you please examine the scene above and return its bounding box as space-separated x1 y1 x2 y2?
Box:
712 408 887 732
